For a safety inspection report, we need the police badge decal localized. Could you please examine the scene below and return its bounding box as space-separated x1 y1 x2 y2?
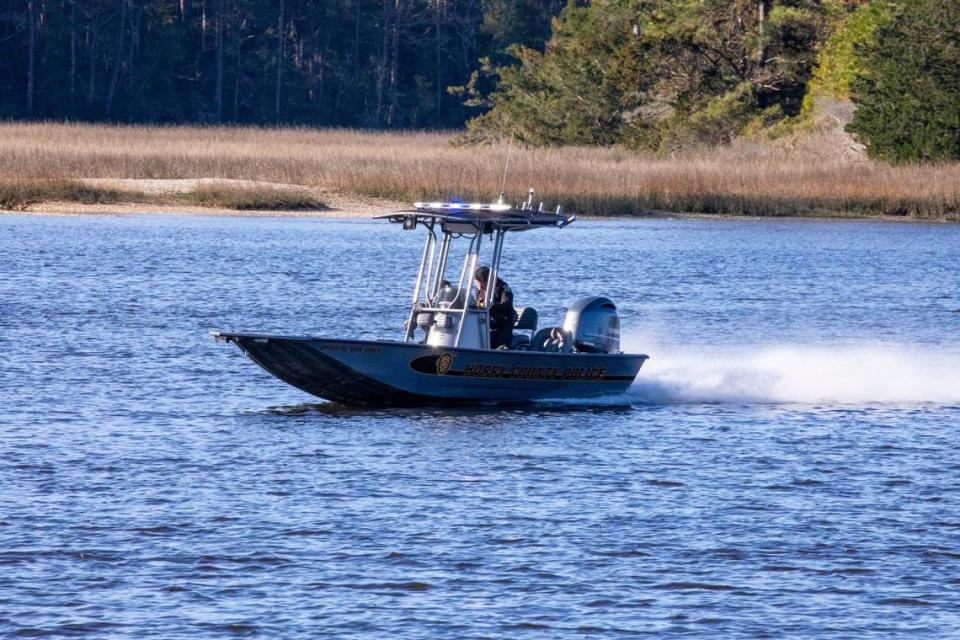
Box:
436 353 453 375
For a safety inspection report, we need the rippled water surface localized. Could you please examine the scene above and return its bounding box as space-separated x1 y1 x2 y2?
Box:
3 213 960 638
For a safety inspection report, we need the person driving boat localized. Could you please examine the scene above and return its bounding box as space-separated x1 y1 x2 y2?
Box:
474 266 518 349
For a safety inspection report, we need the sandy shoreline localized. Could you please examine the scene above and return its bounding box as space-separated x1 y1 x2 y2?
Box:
7 178 406 218
11 203 952 224
10 203 953 224
16 199 395 218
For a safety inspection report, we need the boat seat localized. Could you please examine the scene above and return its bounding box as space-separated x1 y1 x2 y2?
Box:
530 327 573 353
510 307 538 350
514 307 538 332
511 335 531 350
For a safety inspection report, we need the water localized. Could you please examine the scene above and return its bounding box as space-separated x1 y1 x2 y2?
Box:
2 213 960 638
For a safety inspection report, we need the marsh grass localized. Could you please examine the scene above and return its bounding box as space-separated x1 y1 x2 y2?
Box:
1 122 958 218
0 177 327 212
181 182 327 210
0 178 143 210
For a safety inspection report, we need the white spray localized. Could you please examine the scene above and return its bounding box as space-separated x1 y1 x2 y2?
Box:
621 333 960 405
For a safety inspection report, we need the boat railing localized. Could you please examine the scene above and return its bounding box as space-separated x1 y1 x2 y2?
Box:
415 304 483 316
398 194 573 348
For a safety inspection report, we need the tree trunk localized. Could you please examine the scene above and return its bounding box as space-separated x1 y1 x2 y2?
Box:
386 0 400 126
233 69 240 121
128 5 139 87
434 0 442 119
70 0 77 101
27 0 36 116
758 0 770 64
275 0 284 120
375 0 389 125
105 0 127 117
352 2 360 79
87 22 98 109
233 21 242 121
215 0 224 121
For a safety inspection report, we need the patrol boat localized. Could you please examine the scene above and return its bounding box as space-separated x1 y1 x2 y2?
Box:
214 194 648 405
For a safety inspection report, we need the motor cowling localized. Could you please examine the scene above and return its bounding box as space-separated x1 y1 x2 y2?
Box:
562 296 620 354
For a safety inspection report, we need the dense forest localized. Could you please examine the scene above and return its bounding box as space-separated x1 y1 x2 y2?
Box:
0 0 565 127
2 0 958 160
461 0 960 161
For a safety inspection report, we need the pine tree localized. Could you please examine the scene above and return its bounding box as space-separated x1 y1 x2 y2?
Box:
459 0 826 148
847 0 960 163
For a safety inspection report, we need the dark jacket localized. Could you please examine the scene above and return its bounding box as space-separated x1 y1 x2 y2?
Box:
481 277 517 328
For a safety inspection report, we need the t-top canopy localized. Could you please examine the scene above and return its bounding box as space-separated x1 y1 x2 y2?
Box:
378 200 576 233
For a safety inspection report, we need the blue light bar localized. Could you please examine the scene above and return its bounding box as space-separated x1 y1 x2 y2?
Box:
413 201 513 212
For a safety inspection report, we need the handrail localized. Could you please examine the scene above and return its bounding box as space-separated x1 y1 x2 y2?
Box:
484 230 505 310
404 224 435 342
406 216 557 347
416 305 476 315
455 233 482 348
429 234 451 302
423 228 437 301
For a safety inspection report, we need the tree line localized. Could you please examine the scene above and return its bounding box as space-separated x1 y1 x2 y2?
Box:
4 0 958 162
1 0 563 127
459 0 830 148
461 0 960 162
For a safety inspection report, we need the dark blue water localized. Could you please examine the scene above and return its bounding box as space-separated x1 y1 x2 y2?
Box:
3 213 960 638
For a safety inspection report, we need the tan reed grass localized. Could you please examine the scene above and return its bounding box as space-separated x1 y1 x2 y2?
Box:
1 122 958 218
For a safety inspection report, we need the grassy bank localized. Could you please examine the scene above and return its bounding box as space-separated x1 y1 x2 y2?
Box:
0 177 327 212
180 182 327 211
0 178 142 210
1 122 958 219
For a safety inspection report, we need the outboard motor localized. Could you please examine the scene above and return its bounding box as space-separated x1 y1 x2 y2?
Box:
562 296 620 353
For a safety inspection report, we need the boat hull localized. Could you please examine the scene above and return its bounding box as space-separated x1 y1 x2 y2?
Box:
215 333 647 406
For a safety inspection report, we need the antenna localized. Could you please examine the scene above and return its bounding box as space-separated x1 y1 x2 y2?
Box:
498 132 515 205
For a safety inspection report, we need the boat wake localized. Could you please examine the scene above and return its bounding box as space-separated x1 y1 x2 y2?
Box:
624 341 960 405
